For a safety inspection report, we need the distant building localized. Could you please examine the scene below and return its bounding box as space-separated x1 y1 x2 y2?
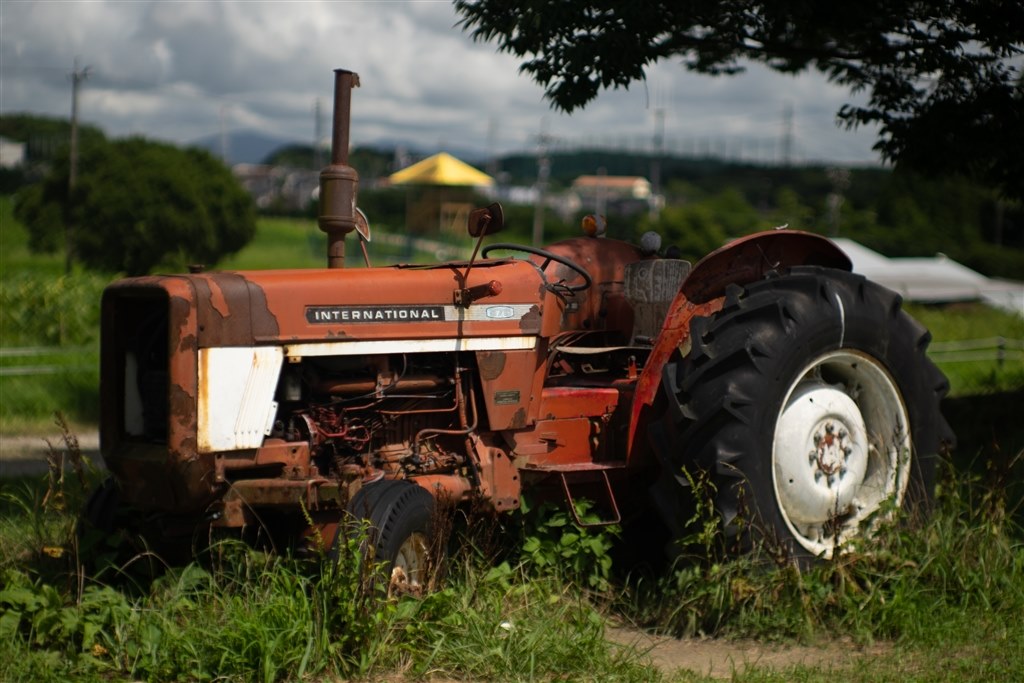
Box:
572 175 651 200
571 174 653 216
0 137 26 169
233 164 318 212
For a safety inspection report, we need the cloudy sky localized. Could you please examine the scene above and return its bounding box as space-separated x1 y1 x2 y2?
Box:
2 0 883 165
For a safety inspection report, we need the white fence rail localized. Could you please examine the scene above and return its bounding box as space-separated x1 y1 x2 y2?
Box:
927 337 1024 365
0 345 97 377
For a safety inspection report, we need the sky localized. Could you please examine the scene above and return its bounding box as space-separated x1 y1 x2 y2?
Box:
1 0 884 166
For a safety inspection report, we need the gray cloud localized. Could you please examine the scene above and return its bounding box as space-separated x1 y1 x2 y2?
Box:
1 0 880 163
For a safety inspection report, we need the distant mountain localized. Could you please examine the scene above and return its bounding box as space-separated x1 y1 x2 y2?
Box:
189 129 297 166
188 129 488 168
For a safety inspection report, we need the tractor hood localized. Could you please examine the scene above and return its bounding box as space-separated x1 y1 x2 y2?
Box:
106 258 548 350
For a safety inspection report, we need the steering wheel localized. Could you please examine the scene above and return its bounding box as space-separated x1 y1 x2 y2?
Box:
481 243 592 292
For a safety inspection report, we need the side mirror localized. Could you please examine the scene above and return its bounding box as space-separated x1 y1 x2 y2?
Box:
468 202 504 238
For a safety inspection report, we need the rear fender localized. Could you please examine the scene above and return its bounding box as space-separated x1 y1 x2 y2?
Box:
626 230 851 459
681 229 851 304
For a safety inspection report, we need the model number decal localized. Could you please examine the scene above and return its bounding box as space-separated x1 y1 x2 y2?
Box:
306 306 444 323
485 306 515 319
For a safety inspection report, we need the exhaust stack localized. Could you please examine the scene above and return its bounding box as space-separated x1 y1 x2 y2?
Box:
318 69 360 268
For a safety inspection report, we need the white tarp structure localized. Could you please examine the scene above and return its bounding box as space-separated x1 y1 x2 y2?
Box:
832 238 1023 317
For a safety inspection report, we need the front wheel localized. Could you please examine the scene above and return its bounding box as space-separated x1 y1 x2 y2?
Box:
653 266 953 561
344 480 437 591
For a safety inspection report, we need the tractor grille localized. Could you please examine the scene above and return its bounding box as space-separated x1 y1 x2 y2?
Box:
104 290 170 443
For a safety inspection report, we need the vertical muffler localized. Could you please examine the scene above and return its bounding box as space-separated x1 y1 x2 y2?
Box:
318 69 360 268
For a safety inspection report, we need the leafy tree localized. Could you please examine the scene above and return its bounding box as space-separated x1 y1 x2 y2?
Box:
455 1 1024 200
14 138 256 275
0 114 107 192
637 189 761 261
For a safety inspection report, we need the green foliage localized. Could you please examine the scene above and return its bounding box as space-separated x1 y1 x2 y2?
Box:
389 560 651 681
14 138 256 275
0 471 653 682
0 114 108 195
636 188 762 261
262 143 394 178
0 272 106 347
907 303 1024 396
519 498 620 592
1 427 1022 682
0 114 106 163
625 451 1024 648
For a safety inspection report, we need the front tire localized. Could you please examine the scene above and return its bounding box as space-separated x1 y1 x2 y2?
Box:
345 480 437 590
654 266 953 561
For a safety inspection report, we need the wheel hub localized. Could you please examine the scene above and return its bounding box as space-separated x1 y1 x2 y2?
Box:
775 383 869 525
771 350 911 557
392 531 429 588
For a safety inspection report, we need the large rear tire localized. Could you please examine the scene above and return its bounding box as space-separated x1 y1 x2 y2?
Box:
651 266 953 561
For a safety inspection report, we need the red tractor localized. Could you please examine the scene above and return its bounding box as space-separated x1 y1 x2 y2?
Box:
90 70 952 583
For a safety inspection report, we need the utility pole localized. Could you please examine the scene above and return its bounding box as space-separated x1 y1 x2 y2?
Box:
219 105 230 164
314 98 324 170
781 103 794 167
650 108 664 218
67 58 90 274
531 124 553 247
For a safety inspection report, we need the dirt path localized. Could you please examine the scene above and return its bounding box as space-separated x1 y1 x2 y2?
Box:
607 627 890 679
0 432 102 478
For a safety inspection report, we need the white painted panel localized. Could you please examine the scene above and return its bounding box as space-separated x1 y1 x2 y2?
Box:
198 346 283 452
284 335 536 359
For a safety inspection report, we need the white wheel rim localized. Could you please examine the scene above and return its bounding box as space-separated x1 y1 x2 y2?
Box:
772 350 911 557
392 531 430 587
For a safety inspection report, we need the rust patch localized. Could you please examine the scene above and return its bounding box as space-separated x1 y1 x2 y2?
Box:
194 274 254 346
246 278 281 342
683 230 851 304
187 273 280 347
510 406 528 430
519 304 542 333
477 350 507 380
170 382 195 430
169 294 193 349
178 333 197 353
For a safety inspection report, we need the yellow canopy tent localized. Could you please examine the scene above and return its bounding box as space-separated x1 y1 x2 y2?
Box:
389 153 494 235
389 152 495 187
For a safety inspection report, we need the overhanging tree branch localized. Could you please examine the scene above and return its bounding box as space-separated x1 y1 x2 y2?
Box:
455 0 1023 200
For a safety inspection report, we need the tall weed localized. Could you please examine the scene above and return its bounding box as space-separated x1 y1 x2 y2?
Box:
624 451 1024 646
518 497 621 592
0 271 107 347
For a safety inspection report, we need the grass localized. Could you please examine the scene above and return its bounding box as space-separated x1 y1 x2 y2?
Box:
0 436 1021 682
907 302 1024 395
218 215 328 270
0 456 655 682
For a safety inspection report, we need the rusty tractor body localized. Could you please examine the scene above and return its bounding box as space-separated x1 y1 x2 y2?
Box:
93 70 951 575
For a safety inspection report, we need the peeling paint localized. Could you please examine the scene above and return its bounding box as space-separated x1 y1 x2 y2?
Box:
477 350 507 380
